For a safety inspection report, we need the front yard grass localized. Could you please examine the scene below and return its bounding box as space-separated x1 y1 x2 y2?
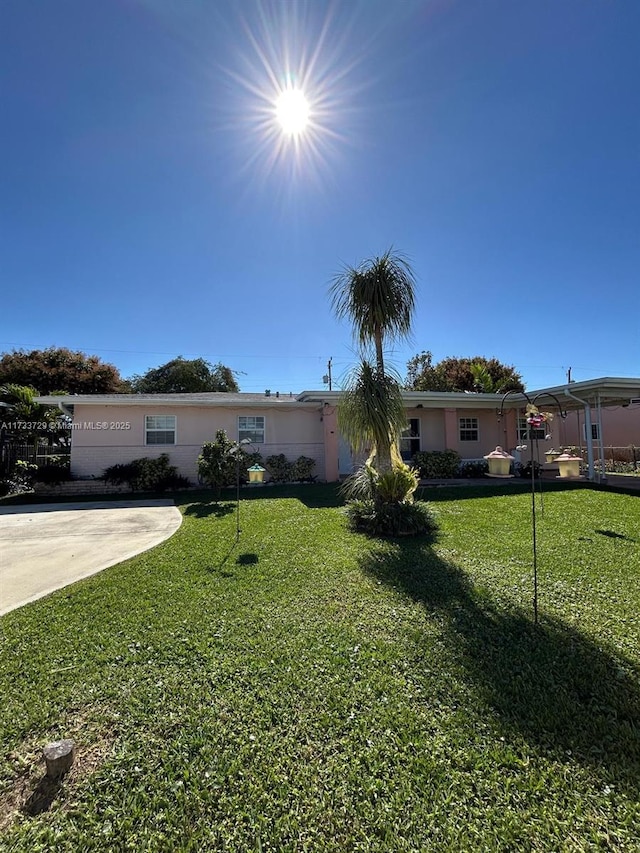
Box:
1 485 639 851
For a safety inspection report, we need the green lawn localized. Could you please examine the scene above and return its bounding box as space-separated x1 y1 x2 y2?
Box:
1 484 639 851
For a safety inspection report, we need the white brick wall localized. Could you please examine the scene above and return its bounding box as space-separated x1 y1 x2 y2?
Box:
33 481 130 497
71 442 326 483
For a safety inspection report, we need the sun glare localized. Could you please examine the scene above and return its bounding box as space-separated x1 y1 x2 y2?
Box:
275 88 310 136
222 2 366 191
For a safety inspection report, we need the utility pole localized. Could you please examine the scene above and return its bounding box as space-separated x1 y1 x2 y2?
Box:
323 357 333 390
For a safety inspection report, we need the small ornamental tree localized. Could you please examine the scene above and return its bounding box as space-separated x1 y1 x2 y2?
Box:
198 429 240 500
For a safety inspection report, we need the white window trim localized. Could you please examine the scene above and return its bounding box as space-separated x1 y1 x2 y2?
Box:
517 416 547 441
145 414 177 446
400 418 421 453
459 417 479 442
238 415 265 444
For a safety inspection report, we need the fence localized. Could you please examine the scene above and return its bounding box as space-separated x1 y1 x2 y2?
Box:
589 445 640 474
0 442 71 476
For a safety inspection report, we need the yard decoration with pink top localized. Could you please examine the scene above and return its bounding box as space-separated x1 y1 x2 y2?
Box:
555 450 584 479
484 446 514 478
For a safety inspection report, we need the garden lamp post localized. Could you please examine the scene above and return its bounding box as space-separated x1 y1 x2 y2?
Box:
233 438 252 540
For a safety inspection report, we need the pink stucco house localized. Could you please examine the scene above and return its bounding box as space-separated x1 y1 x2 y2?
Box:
37 377 640 484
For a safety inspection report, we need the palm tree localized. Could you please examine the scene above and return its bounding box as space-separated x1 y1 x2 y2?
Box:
329 248 416 378
337 359 407 473
330 249 417 473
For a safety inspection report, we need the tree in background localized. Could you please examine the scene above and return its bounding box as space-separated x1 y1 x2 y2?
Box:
405 352 524 393
129 357 239 394
0 347 126 394
330 248 416 472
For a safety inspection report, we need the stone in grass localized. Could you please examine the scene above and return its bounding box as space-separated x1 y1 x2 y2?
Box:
43 739 76 779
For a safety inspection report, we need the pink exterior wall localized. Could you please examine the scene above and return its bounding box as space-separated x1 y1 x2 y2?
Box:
322 405 340 482
69 404 325 483
556 406 640 449
407 407 511 459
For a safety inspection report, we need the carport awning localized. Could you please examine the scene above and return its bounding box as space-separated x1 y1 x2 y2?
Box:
526 378 640 411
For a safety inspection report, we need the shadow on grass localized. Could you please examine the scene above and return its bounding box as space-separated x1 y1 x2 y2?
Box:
417 481 587 504
360 541 640 793
182 501 235 519
595 528 636 542
22 775 62 816
179 484 344 512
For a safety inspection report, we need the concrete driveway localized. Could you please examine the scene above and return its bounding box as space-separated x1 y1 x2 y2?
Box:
0 499 182 616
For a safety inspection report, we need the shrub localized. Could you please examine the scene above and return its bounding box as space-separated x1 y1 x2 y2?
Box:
341 462 419 504
458 460 489 478
344 499 436 537
34 456 72 485
0 459 37 495
102 462 139 487
103 454 191 492
516 460 542 480
375 465 420 503
198 431 238 497
291 455 317 482
197 432 264 497
265 454 293 483
341 462 429 537
412 450 461 479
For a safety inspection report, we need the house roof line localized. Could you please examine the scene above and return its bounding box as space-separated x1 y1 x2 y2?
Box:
35 377 640 412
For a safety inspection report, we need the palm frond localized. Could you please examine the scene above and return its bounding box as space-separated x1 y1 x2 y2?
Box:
329 247 416 352
337 360 407 455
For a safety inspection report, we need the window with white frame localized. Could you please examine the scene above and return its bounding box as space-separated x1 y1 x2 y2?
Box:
145 415 176 445
518 416 547 441
239 415 265 444
400 418 421 459
459 417 479 442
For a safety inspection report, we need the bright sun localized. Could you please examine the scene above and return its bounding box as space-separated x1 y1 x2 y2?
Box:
275 88 310 136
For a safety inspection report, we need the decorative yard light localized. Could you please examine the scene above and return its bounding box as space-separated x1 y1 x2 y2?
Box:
247 464 266 485
555 450 583 479
498 390 568 625
484 446 514 478
233 438 252 540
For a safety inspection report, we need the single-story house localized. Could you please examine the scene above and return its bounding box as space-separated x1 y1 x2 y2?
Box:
37 377 640 484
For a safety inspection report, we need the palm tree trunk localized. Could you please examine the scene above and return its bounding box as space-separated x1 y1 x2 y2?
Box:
372 330 393 473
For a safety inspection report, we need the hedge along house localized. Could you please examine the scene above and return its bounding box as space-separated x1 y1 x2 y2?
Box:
38 377 639 485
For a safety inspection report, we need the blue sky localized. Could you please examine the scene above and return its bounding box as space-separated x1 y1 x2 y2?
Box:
1 0 638 393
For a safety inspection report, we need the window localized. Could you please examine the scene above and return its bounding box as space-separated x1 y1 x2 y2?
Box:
518 417 546 441
239 415 264 444
400 418 421 460
583 422 600 441
145 415 176 445
459 417 479 442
